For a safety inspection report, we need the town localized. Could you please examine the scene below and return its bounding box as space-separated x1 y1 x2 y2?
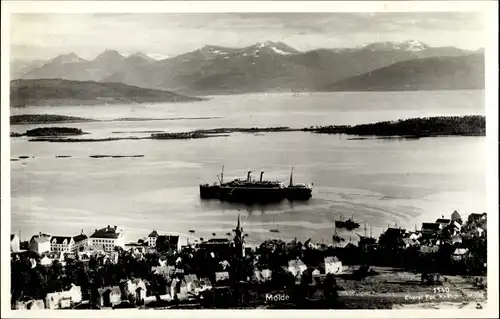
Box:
10 210 487 310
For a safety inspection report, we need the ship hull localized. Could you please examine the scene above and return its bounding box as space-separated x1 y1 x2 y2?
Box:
285 187 312 200
199 185 312 202
199 185 221 199
221 187 285 203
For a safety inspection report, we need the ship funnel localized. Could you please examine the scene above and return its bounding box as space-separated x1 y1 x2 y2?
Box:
289 166 294 186
247 171 252 182
260 171 264 182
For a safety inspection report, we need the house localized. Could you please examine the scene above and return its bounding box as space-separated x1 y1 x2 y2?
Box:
147 230 159 247
184 274 200 292
450 235 463 245
452 248 469 261
358 235 377 249
288 259 307 277
15 299 45 310
261 269 272 281
170 277 189 300
402 238 415 248
451 210 463 224
421 223 441 233
152 265 175 279
253 269 273 282
472 227 485 238
98 286 122 307
156 235 180 252
89 226 125 252
45 293 61 309
435 218 451 228
419 245 440 254
46 286 79 310
72 231 88 252
40 255 53 267
122 279 148 304
468 213 483 224
215 271 230 282
29 233 51 254
198 238 232 259
50 236 75 253
196 278 213 293
11 234 20 252
324 256 343 274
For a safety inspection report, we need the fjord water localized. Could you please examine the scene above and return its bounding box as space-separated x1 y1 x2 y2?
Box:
10 91 486 245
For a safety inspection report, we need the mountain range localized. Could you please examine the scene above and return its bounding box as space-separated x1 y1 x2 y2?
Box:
13 40 484 95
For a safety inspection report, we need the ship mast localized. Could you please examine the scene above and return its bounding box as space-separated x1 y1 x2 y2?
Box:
221 165 224 184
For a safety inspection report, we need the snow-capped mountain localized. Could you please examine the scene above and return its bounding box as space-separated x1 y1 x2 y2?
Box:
18 40 482 94
362 40 430 52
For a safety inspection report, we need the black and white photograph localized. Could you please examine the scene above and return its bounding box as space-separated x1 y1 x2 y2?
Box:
1 1 498 316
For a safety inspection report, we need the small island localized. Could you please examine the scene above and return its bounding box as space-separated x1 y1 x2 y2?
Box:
151 132 223 140
10 114 94 125
303 115 485 137
22 127 85 137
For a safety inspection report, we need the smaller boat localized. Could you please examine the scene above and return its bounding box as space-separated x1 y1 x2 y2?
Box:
212 232 216 236
189 229 195 233
225 232 232 236
335 215 360 231
270 216 280 233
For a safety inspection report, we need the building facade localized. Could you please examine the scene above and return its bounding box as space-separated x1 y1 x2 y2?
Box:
50 236 75 253
11 234 20 253
89 226 125 252
147 230 159 247
72 233 88 252
29 233 51 255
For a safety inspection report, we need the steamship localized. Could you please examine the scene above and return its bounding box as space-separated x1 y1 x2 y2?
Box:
200 166 312 202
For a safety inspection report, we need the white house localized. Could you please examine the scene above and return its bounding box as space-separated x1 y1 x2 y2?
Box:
72 232 88 252
50 236 75 253
288 259 307 277
452 248 470 261
215 271 230 282
122 278 148 304
324 256 343 274
147 230 159 247
11 234 20 252
29 233 51 255
16 299 45 310
40 256 53 267
89 226 125 252
46 284 83 309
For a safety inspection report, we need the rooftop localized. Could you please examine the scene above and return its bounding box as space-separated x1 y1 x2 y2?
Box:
422 223 441 231
73 234 88 242
30 234 51 243
435 218 451 224
90 226 120 239
148 230 159 238
51 236 72 244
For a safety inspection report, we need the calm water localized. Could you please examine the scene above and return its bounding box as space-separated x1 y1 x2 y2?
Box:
10 91 486 246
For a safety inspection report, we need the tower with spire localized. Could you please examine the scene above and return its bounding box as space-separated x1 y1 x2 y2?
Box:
233 214 245 258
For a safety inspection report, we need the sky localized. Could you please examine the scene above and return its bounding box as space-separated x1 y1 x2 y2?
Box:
10 12 485 61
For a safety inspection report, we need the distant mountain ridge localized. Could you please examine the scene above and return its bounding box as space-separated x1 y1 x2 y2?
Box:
10 79 203 107
15 40 484 94
326 54 484 91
